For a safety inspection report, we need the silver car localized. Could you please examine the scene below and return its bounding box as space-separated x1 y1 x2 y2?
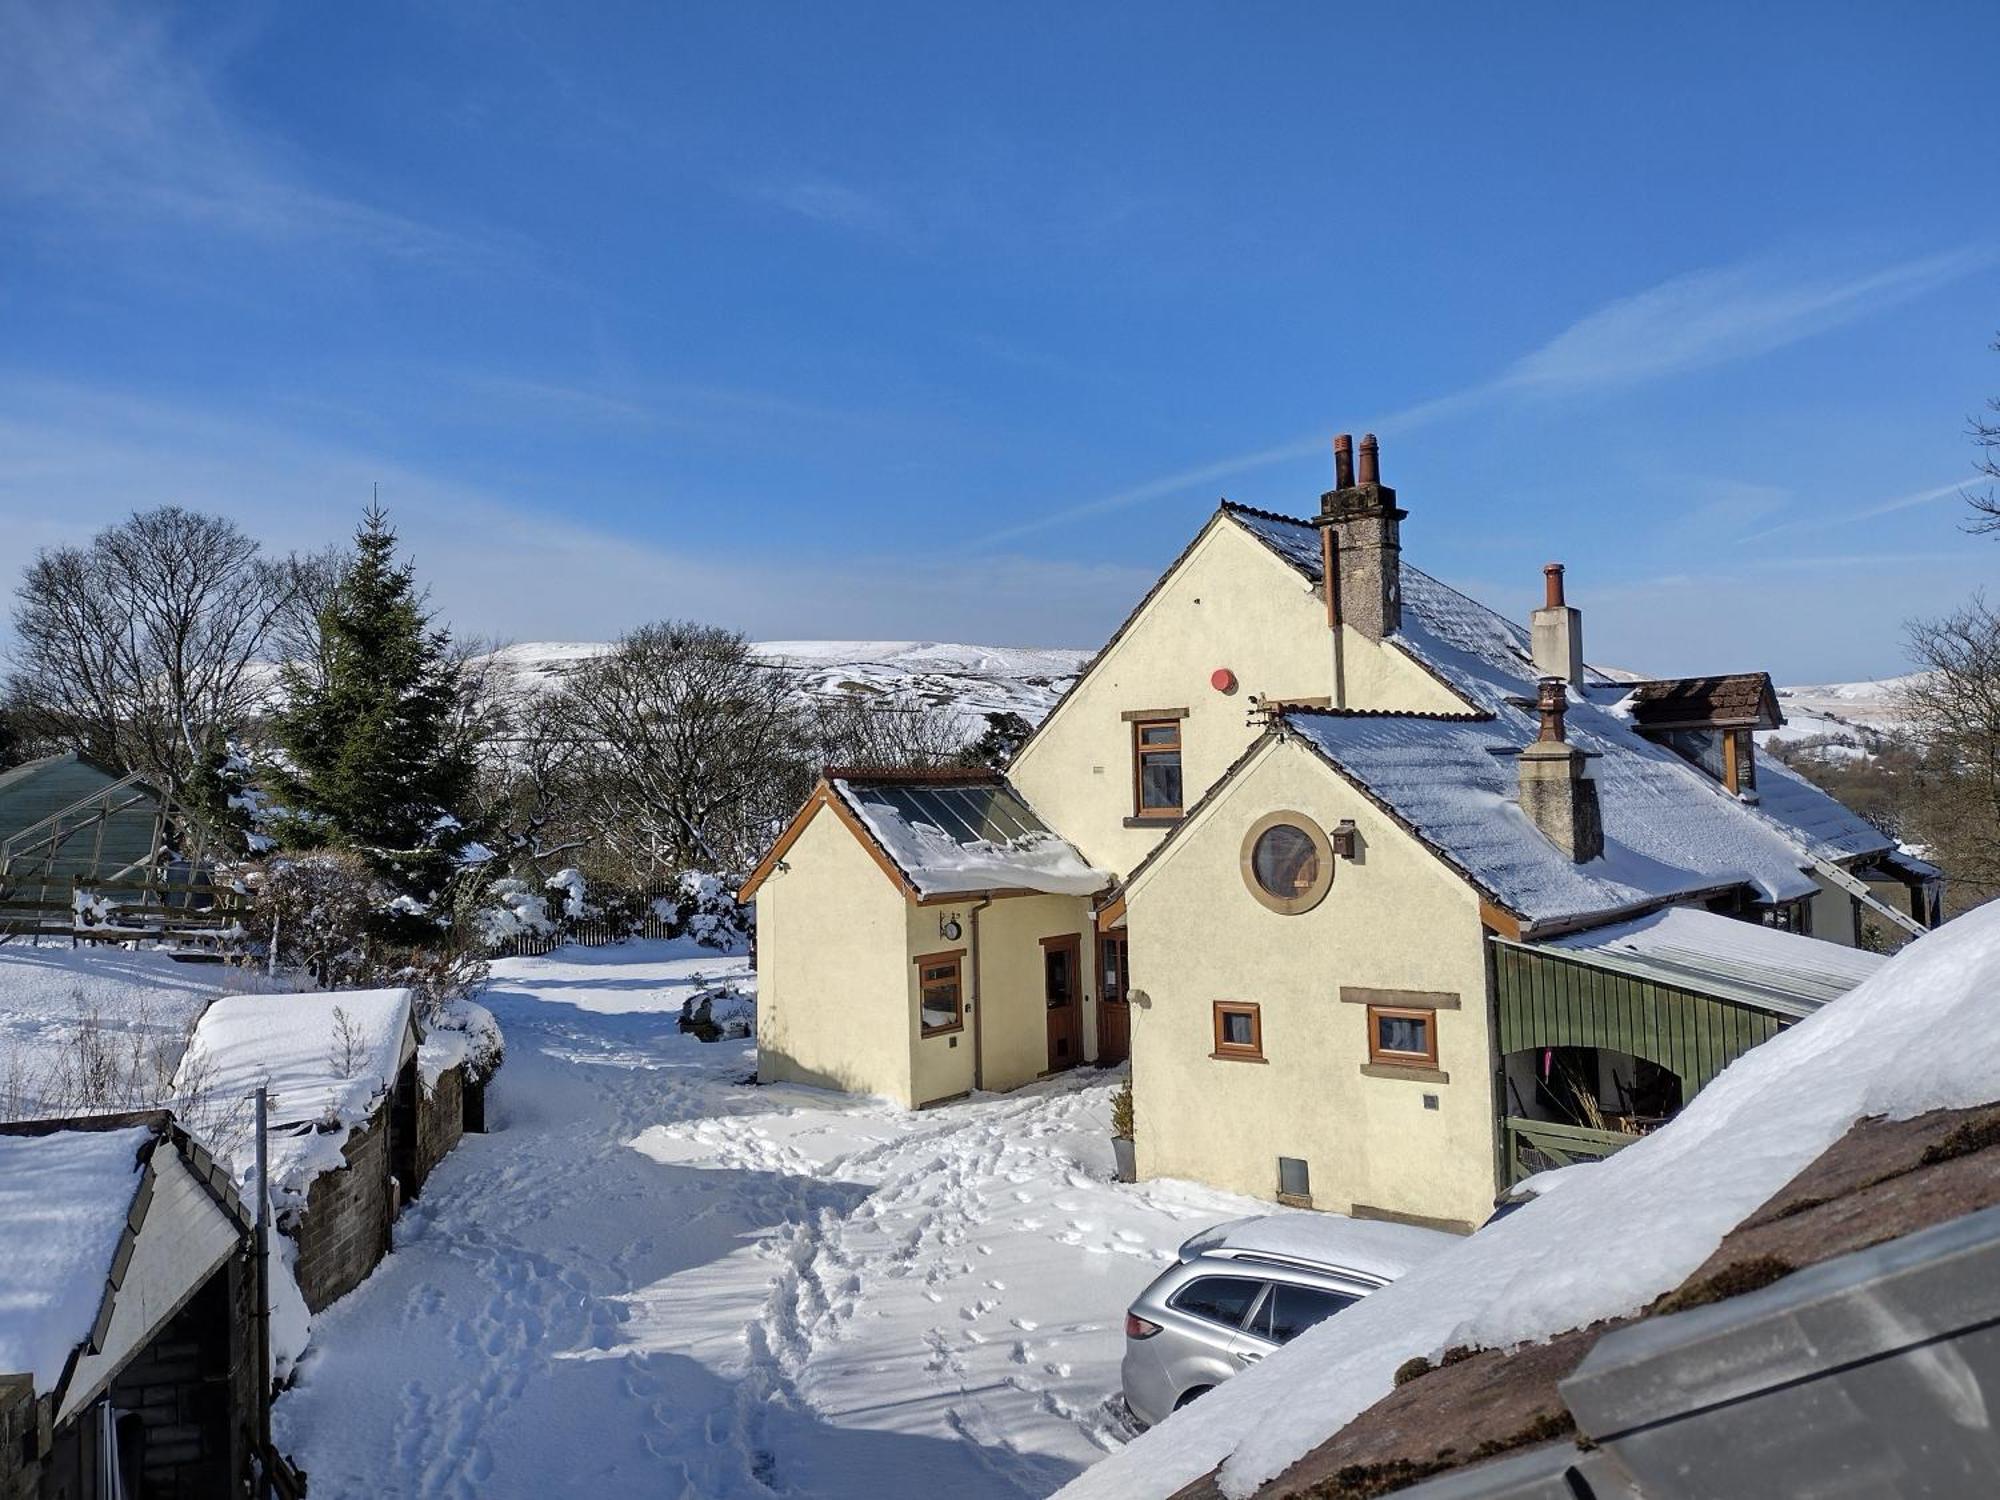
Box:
1120 1212 1454 1428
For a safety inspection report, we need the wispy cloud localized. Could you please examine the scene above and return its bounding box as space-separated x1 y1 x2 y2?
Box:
1736 478 1968 545
0 377 1143 651
1497 249 1991 393
973 246 1993 549
0 0 464 258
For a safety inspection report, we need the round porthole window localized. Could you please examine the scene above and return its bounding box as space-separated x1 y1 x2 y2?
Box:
1241 812 1335 915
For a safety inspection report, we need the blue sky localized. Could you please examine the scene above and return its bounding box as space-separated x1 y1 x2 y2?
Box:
3 1 1997 681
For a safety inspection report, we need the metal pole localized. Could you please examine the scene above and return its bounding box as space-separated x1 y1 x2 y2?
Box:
254 1085 273 1499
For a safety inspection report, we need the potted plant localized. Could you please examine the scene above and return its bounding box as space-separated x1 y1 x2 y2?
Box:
1110 1079 1137 1183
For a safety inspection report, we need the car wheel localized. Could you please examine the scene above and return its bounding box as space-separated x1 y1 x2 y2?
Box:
1174 1385 1212 1411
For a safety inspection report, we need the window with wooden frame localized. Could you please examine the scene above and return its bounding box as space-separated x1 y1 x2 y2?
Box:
1366 1005 1437 1069
1722 728 1757 796
1211 1001 1264 1062
1131 717 1184 818
916 950 965 1035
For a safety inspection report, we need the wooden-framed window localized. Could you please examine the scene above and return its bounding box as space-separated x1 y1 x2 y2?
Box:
1211 1001 1264 1062
1367 1005 1437 1069
1132 718 1184 817
915 950 965 1035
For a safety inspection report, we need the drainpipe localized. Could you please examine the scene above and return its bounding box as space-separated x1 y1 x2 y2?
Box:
254 1085 272 1499
967 894 994 1092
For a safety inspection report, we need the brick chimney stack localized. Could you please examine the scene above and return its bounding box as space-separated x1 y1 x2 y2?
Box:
1531 562 1584 689
1517 676 1604 863
1315 431 1407 642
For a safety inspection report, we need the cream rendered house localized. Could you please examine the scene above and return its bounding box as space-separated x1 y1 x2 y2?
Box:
746 434 1938 1227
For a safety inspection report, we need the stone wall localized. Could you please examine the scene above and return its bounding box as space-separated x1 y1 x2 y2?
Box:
104 1258 255 1500
289 1109 393 1314
0 1378 39 1500
416 1064 465 1189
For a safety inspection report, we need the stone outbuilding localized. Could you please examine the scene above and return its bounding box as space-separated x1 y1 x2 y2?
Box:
0 1112 275 1500
173 987 498 1326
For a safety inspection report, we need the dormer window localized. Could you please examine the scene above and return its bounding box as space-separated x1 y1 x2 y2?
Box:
1721 728 1756 796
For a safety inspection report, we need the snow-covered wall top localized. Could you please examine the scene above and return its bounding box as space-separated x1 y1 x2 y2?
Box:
1059 899 2000 1500
173 987 415 1207
0 1124 149 1391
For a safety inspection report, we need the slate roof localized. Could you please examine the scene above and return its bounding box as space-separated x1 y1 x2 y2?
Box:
1283 706 1820 929
1219 504 1893 882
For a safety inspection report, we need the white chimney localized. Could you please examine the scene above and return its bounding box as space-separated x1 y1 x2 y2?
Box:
1531 563 1583 688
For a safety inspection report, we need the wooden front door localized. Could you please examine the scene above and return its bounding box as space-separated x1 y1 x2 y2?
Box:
1096 934 1130 1066
1043 934 1082 1072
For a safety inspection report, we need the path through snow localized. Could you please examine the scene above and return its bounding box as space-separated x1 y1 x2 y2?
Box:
273 942 1259 1498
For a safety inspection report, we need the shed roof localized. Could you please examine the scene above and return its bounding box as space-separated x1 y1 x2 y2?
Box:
1536 906 1886 1020
174 987 417 1207
0 1112 248 1398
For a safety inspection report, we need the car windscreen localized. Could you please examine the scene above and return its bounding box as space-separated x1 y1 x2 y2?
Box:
1249 1283 1358 1344
1167 1275 1264 1329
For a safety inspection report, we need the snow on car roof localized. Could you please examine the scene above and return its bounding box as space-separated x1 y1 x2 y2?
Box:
1181 1212 1457 1284
0 1124 150 1391
1057 888 2000 1500
831 774 1110 899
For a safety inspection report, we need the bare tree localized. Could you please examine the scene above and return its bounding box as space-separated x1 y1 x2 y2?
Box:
1967 333 2000 533
539 621 813 882
806 694 973 771
6 507 299 790
1900 596 2000 911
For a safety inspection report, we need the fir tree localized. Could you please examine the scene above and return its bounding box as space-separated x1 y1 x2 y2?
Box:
273 507 475 901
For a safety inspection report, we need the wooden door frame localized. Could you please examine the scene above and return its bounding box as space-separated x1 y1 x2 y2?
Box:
1041 932 1083 1073
1095 931 1130 1066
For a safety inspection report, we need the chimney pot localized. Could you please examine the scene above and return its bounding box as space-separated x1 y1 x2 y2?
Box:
1357 433 1380 486
1536 676 1568 743
1333 433 1355 490
1543 563 1565 609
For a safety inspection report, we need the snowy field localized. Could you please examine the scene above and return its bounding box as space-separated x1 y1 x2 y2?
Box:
273 941 1259 1498
0 944 268 1119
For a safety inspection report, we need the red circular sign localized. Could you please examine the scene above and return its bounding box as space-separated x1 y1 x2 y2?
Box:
1211 668 1237 692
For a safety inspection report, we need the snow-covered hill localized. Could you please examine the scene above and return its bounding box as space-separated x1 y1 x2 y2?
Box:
480 639 1088 730
1764 674 1923 756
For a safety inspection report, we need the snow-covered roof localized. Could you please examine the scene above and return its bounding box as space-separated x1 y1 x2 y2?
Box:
1180 1212 1457 1285
173 987 416 1207
1058 900 2000 1500
830 773 1109 899
0 1124 151 1390
1285 706 1820 928
1226 504 1893 879
1538 906 1886 1019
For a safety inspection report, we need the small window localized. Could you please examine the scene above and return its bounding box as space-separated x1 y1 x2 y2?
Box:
1367 1005 1436 1068
916 951 964 1035
1133 719 1184 817
1168 1275 1264 1330
1277 1156 1311 1202
1251 1283 1357 1345
1240 812 1334 915
1212 1001 1263 1061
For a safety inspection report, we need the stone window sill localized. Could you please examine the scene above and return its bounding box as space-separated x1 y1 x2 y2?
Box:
1360 1062 1449 1084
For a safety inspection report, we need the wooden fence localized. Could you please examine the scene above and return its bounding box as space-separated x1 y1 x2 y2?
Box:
0 874 249 948
500 912 681 958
